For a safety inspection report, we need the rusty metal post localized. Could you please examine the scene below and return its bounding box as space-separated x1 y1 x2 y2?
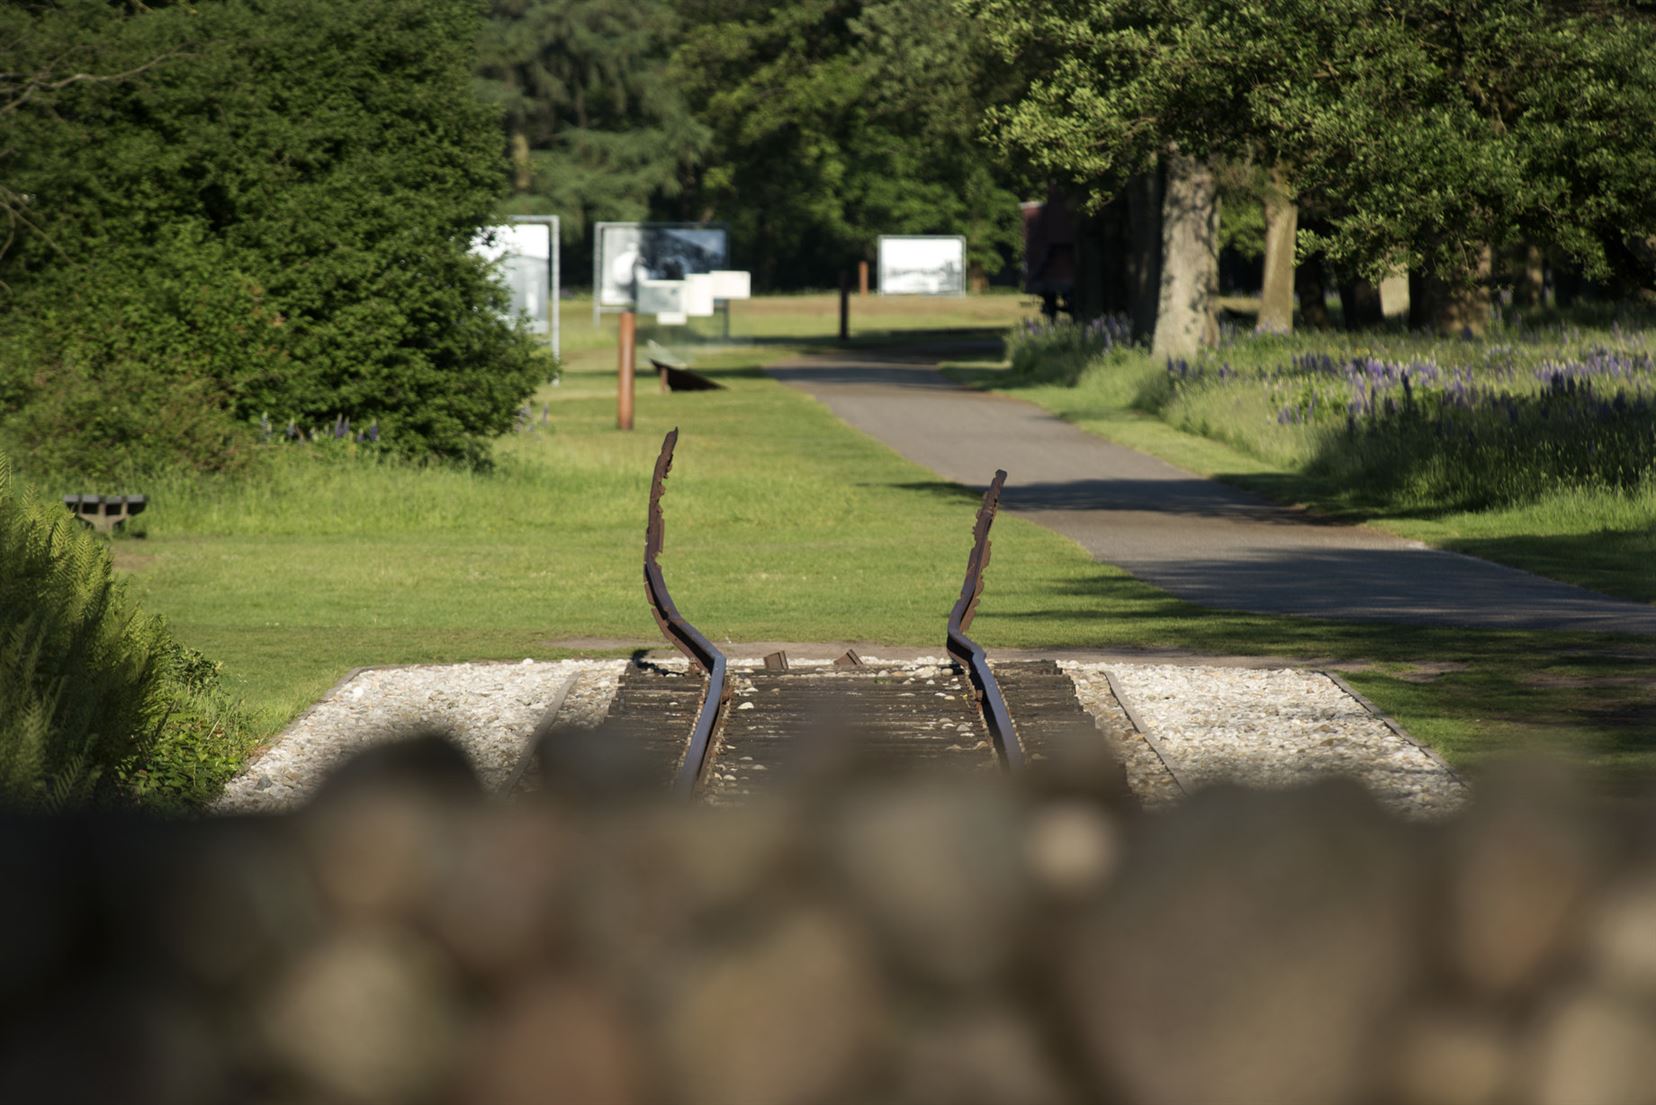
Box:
839 272 850 343
858 259 869 296
617 311 636 430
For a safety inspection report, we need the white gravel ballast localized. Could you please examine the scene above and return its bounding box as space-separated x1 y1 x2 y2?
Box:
1084 662 1466 817
216 659 626 814
216 657 1465 817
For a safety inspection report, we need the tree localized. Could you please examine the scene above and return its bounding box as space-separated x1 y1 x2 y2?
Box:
970 0 1656 340
1 0 540 473
672 0 1026 290
967 0 1304 353
476 0 706 283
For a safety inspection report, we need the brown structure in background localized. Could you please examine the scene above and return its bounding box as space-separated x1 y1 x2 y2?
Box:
1021 191 1076 319
1022 172 1165 341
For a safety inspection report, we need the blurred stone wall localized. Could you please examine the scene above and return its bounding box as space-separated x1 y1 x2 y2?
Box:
2 739 1654 1105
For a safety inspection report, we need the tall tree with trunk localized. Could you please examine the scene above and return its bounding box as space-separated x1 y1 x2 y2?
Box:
1276 1 1656 330
970 0 1656 340
966 0 1324 355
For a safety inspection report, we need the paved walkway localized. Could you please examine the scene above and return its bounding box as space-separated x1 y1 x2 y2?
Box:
767 347 1656 636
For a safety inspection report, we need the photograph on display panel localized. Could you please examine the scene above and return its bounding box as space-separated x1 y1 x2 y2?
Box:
877 235 967 296
470 217 559 355
595 223 729 308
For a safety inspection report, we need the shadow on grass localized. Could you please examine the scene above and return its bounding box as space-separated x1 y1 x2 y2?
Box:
865 480 985 506
987 564 1656 776
1443 530 1656 606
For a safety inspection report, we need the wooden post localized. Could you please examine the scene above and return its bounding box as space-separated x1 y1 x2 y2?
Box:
617 311 636 431
839 272 850 343
858 259 869 296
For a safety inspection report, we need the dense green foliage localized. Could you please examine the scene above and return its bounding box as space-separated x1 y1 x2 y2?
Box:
671 0 1026 288
481 0 1027 290
968 0 1656 287
1 456 166 806
477 0 706 282
3 455 151 805
0 453 254 810
0 0 542 477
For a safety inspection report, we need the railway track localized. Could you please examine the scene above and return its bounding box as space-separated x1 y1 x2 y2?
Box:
550 429 1113 798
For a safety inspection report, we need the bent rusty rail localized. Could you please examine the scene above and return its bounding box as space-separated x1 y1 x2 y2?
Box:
946 470 1024 770
645 428 730 794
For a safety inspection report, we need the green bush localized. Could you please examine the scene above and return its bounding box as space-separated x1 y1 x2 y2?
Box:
0 226 265 482
0 454 171 806
0 454 252 809
0 0 542 475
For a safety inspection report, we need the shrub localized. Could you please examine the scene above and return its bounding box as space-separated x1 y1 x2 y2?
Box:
0 225 264 482
0 0 542 475
1006 315 1135 384
0 453 252 809
0 454 172 806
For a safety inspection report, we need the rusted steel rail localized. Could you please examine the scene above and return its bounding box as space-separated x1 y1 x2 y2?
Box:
645 428 731 795
946 470 1025 770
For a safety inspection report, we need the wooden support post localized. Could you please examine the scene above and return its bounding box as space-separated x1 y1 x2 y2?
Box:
858 259 869 296
839 272 850 343
617 311 636 431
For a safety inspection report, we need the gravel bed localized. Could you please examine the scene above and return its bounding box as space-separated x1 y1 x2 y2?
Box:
216 659 627 814
1059 663 1184 809
1091 662 1466 817
217 656 1463 817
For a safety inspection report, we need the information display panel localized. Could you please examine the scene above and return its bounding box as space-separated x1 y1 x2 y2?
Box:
472 216 560 356
877 235 967 296
594 223 729 313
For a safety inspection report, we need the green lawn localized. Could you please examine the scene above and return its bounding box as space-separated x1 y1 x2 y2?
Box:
112 294 1656 790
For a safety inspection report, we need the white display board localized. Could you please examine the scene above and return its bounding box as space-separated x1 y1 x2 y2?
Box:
877 235 967 296
709 270 751 300
471 216 560 357
636 279 686 316
593 223 729 319
683 274 716 317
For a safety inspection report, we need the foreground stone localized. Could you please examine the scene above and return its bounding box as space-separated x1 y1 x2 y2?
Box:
0 745 1647 1105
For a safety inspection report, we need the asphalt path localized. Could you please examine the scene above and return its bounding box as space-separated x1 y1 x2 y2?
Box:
766 346 1656 636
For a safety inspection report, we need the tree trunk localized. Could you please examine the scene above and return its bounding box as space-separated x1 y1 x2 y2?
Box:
510 127 533 194
1339 277 1384 330
1295 251 1332 329
1256 168 1296 334
1511 241 1545 309
1151 151 1219 359
1411 247 1494 335
1379 271 1410 319
1125 167 1164 342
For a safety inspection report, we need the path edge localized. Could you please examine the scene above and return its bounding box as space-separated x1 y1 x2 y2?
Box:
1319 670 1468 789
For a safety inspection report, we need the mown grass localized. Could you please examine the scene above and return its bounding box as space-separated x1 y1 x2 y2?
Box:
959 316 1656 604
102 293 1656 793
114 294 1041 735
